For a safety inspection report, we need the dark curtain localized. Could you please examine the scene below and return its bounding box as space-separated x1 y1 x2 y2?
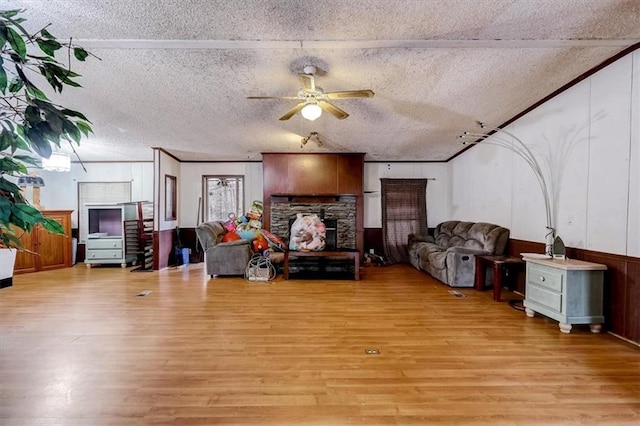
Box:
381 178 428 264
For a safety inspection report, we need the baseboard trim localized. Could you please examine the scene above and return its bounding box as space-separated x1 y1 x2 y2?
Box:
0 276 13 288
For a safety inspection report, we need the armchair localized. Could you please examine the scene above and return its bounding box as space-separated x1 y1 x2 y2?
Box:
195 221 253 277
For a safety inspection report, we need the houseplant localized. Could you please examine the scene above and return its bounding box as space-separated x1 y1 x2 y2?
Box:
0 9 94 283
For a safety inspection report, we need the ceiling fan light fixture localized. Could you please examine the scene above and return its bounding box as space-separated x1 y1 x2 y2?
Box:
301 103 322 121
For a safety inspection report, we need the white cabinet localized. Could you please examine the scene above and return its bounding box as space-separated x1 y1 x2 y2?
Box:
84 204 137 268
523 258 606 334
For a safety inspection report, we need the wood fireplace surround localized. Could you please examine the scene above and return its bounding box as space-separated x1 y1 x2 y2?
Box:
262 153 364 259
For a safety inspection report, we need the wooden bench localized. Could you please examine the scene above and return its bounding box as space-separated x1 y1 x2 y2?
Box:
283 250 360 280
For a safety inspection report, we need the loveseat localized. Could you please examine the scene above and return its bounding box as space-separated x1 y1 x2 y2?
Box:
408 221 510 287
195 221 253 276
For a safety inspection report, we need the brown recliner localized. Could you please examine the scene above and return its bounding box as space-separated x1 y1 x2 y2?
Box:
195 221 253 277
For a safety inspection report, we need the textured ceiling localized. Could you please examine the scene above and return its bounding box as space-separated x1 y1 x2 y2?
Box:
8 0 640 162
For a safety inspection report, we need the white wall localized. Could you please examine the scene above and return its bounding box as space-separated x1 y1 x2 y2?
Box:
39 162 153 228
450 49 640 257
179 162 263 228
364 162 449 228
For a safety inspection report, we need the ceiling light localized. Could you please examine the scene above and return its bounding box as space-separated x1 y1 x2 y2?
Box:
42 153 71 172
301 103 322 121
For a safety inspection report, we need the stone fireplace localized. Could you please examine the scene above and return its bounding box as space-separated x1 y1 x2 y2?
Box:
270 195 357 249
262 153 365 258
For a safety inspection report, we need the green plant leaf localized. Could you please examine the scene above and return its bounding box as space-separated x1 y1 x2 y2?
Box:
0 176 23 197
24 128 53 158
40 217 66 235
7 76 24 93
0 10 23 19
6 26 26 60
44 109 64 133
62 120 81 143
40 28 54 40
60 74 81 88
26 84 50 101
25 105 43 126
0 157 25 174
0 232 25 250
73 47 89 61
60 108 89 121
36 38 62 57
12 203 42 228
0 61 6 94
0 129 11 151
76 120 93 136
0 197 12 223
0 26 7 48
12 155 38 167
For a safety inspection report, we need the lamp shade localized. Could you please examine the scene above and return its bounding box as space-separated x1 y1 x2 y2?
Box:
301 103 322 121
42 152 71 172
17 176 45 187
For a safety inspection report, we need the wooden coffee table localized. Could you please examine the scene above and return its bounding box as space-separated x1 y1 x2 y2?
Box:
474 255 525 301
283 250 360 280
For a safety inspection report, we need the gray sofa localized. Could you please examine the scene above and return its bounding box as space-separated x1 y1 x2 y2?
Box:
195 221 253 276
408 221 510 287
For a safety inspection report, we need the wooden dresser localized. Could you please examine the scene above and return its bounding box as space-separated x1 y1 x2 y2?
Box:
523 257 606 334
14 210 73 274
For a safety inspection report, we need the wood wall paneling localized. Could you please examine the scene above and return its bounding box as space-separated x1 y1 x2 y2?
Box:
337 155 364 193
179 227 204 264
627 261 640 342
262 155 289 230
287 154 338 194
364 228 384 255
153 229 175 270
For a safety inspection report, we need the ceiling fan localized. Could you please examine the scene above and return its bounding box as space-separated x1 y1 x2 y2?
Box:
247 65 374 121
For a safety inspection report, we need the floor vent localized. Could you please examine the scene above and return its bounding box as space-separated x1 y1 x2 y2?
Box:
364 348 380 355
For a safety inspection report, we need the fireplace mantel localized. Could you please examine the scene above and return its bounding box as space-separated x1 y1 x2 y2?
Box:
262 153 364 258
271 193 357 202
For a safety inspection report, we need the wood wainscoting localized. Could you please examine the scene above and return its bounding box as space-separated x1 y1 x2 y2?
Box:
153 228 175 270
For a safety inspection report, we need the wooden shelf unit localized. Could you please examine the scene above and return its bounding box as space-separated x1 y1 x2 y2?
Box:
124 201 154 271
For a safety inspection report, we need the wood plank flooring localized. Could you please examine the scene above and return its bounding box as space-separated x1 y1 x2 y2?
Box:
1 263 639 425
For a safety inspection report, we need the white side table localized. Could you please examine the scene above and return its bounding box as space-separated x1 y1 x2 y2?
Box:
523 257 606 334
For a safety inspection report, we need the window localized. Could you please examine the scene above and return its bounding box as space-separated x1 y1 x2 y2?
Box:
203 176 244 222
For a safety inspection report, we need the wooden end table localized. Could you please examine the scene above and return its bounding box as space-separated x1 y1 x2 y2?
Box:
283 250 360 280
474 255 525 302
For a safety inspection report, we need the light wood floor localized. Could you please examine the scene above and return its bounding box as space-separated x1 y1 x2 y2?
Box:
1 263 639 425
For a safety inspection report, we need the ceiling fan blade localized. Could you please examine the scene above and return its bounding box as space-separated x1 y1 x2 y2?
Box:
318 101 349 120
298 73 316 92
325 89 375 99
247 96 300 100
279 102 306 120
